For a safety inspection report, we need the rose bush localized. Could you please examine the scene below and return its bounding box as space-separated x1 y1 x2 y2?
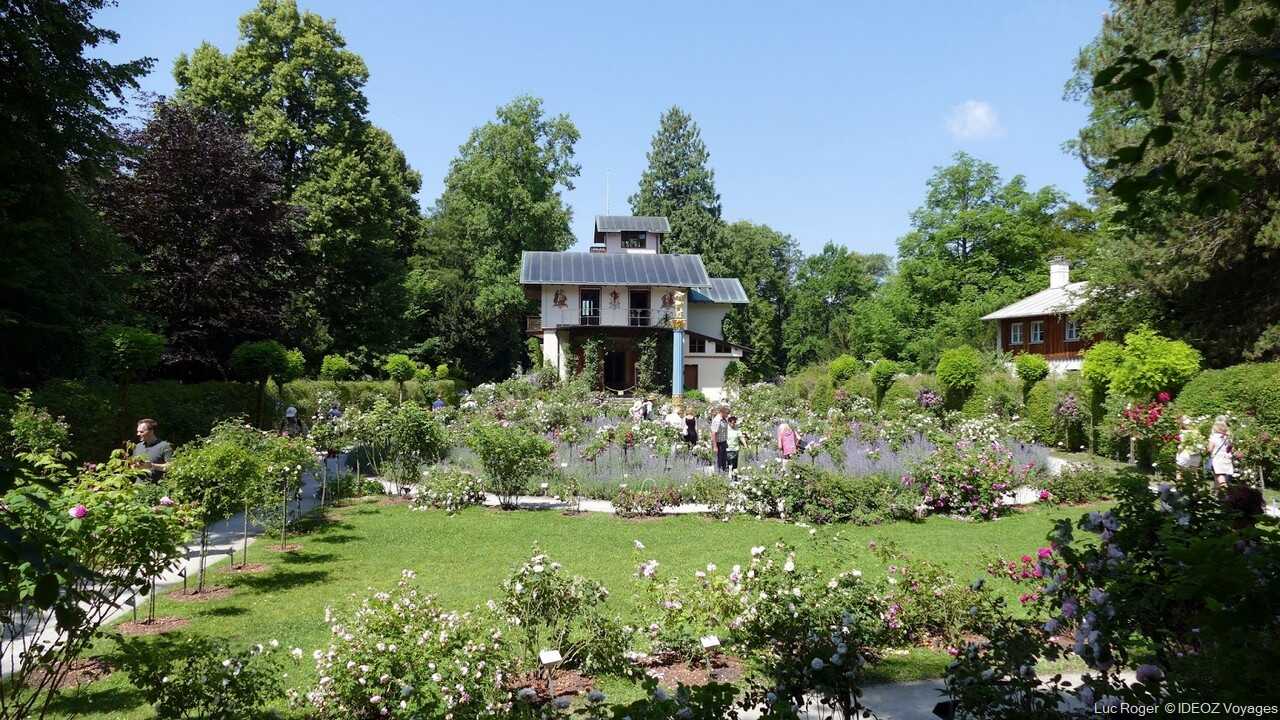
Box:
304 570 513 719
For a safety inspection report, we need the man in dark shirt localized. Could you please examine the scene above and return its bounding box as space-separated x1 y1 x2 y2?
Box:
130 418 173 480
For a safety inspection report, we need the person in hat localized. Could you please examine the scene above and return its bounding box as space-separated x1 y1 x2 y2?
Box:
280 406 306 437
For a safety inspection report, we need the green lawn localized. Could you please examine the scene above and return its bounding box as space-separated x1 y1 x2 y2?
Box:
46 499 1102 718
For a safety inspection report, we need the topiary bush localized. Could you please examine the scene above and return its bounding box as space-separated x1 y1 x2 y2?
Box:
1106 328 1201 400
1013 354 1050 402
869 359 898 409
1081 340 1124 398
1023 373 1088 448
828 354 859 386
230 339 288 426
959 372 1021 420
935 347 985 409
382 354 418 402
319 354 354 380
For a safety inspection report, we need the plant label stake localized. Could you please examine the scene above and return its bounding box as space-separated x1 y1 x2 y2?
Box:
701 635 720 680
539 649 562 699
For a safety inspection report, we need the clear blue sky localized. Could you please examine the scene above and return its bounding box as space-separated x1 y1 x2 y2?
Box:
94 0 1109 256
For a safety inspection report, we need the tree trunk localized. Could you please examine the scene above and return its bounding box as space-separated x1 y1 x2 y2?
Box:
198 527 208 593
280 480 288 550
242 502 250 566
256 378 267 428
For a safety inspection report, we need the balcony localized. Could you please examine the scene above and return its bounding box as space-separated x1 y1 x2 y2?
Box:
526 315 542 333
628 308 651 326
580 311 601 326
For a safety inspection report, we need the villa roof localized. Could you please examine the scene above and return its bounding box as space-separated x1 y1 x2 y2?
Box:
520 251 710 287
690 278 749 304
981 281 1090 321
594 215 671 233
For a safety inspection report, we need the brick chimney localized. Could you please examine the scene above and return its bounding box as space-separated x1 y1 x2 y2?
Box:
1049 258 1070 289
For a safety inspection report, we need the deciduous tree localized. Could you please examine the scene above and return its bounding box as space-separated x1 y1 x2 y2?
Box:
100 103 302 379
173 0 421 361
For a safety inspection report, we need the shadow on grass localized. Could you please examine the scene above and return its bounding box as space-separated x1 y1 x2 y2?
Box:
280 551 339 565
232 568 331 594
289 512 356 536
198 605 248 617
46 683 148 718
311 533 362 545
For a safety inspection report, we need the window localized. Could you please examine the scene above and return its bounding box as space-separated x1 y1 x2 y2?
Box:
621 231 646 249
1030 321 1044 344
1009 322 1023 345
1065 318 1080 342
715 340 730 354
579 288 601 325
690 337 706 353
629 290 650 326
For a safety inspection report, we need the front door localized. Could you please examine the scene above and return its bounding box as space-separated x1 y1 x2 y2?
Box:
683 364 699 392
604 351 627 391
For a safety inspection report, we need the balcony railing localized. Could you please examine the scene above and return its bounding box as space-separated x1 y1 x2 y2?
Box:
526 315 542 332
628 308 651 326
580 311 601 326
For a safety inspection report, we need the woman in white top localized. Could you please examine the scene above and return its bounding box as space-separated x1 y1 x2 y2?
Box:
1207 415 1234 489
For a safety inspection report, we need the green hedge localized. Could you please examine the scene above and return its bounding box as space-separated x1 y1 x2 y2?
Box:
1024 373 1087 446
32 379 259 461
959 372 1020 419
27 378 465 461
1174 362 1280 433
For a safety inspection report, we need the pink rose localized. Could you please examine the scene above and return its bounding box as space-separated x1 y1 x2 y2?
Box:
68 504 88 519
159 496 175 507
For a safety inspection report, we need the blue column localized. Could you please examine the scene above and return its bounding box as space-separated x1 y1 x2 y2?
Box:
672 329 685 397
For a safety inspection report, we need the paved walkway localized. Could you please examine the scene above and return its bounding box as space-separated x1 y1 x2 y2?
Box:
1 457 344 677
733 671 1132 719
378 478 1047 515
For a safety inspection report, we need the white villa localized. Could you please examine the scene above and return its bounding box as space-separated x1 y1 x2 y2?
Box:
520 215 748 400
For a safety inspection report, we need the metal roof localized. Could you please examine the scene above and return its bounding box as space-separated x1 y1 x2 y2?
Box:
520 251 710 287
595 215 671 233
981 282 1090 321
689 278 749 304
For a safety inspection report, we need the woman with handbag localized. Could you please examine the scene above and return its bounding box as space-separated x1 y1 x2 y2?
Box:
1207 416 1235 490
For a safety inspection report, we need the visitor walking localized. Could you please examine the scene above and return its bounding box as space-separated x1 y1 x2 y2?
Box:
664 404 684 431
432 396 446 411
130 418 173 481
725 416 742 477
711 405 730 472
684 408 699 448
642 396 655 421
777 421 799 460
1208 416 1235 489
280 406 306 437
